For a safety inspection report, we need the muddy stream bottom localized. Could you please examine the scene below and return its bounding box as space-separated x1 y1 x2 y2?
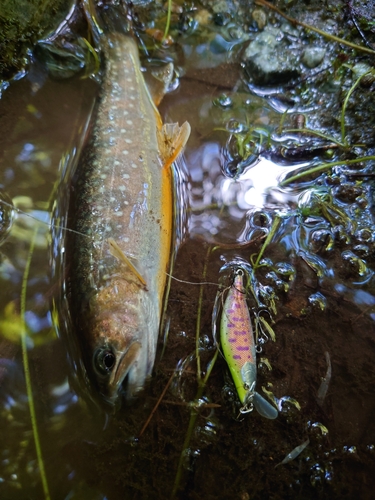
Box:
57 236 375 500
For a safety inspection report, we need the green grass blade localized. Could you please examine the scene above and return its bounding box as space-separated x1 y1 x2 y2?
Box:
161 0 172 44
279 156 375 186
341 70 373 145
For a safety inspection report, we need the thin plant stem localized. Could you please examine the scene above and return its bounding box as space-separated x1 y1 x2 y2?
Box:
172 245 219 497
161 0 172 44
138 371 175 438
21 228 50 500
283 128 345 148
277 109 288 135
195 245 212 383
253 216 282 270
279 156 375 186
255 0 375 56
171 348 219 498
341 70 373 145
81 37 100 77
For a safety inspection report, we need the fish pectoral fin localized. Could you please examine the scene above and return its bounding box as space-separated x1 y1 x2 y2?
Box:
108 238 147 289
157 121 191 170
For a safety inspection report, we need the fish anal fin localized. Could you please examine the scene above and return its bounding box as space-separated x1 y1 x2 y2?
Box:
157 121 191 170
108 238 147 289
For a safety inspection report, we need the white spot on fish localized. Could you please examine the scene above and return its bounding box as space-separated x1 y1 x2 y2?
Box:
121 129 127 133
114 160 121 166
125 139 132 144
122 173 130 179
122 150 129 155
100 174 107 179
110 197 116 202
131 163 138 169
114 211 123 217
123 111 129 116
119 185 126 191
130 96 135 101
126 120 133 125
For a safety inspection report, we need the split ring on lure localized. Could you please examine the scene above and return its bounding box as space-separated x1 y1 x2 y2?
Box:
220 268 278 419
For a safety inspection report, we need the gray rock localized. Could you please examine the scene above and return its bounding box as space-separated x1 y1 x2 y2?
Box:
243 28 299 85
301 47 326 68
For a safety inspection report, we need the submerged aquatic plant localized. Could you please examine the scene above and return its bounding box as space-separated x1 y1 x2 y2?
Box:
279 66 375 187
21 228 50 500
172 246 219 497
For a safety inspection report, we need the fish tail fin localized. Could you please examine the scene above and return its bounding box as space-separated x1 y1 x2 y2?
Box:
157 122 191 170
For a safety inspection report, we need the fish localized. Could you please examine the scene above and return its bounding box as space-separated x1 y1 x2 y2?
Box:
220 268 278 419
69 32 190 405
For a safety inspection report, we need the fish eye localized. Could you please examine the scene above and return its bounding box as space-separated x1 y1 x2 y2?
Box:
94 348 116 376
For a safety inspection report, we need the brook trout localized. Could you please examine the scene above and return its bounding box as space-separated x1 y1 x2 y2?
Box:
70 33 190 404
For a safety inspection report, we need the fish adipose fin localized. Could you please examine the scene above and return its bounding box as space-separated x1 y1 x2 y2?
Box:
157 122 191 170
108 238 147 289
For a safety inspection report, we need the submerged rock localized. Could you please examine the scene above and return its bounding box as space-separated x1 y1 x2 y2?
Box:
301 47 326 68
243 27 300 85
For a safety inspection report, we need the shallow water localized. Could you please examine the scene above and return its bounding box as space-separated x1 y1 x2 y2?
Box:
1 7 375 500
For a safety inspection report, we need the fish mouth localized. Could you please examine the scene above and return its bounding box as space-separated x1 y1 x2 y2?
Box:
108 341 142 401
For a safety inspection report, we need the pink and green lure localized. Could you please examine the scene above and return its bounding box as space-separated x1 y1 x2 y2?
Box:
220 269 278 419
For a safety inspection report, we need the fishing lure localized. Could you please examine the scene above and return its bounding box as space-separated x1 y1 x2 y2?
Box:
220 268 278 419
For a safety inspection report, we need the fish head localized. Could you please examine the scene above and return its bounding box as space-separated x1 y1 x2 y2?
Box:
87 308 151 405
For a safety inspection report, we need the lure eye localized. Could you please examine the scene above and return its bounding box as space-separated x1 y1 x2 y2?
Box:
94 348 116 376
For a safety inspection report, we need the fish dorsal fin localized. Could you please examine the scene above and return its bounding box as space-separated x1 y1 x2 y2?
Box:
108 238 147 289
147 62 174 107
157 121 191 170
